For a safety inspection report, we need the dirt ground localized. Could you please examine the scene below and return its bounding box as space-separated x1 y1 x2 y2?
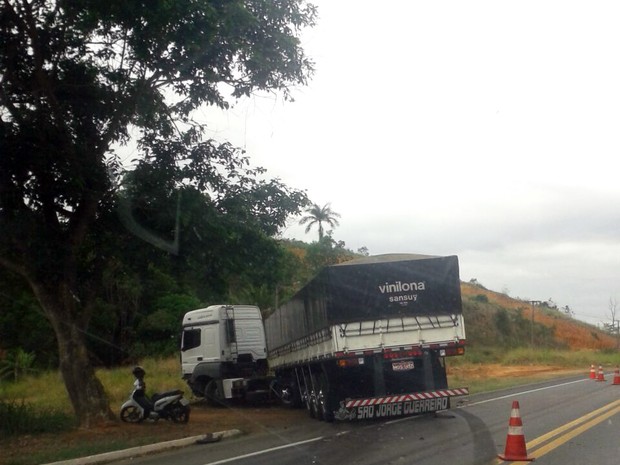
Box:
447 364 583 380
1 365 585 465
1 400 308 465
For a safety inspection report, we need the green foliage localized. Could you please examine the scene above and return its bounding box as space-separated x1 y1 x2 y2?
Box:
229 284 277 313
0 349 37 382
494 308 511 337
134 293 201 357
473 294 489 303
0 272 57 368
299 203 341 241
304 234 356 274
459 346 620 368
0 400 75 436
468 278 487 289
0 0 317 424
462 295 561 349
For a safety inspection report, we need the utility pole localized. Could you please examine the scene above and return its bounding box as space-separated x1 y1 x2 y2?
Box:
609 297 619 350
529 300 541 347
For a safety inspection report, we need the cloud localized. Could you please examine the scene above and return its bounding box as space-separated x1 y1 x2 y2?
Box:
199 0 620 326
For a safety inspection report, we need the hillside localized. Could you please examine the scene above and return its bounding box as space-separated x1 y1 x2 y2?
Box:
461 282 617 350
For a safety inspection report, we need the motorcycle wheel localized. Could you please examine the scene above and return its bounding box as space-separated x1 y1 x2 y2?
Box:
120 405 143 423
171 404 190 424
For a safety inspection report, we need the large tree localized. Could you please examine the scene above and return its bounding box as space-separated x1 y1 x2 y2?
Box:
299 202 341 241
0 0 315 427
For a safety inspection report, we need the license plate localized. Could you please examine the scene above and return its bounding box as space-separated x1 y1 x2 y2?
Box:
392 360 415 371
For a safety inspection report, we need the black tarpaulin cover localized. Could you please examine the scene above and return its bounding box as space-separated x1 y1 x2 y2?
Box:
265 254 462 351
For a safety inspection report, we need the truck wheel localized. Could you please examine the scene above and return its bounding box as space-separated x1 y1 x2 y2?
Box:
299 369 314 417
310 388 321 420
307 370 323 420
205 380 224 407
317 376 334 422
304 388 315 418
280 382 301 408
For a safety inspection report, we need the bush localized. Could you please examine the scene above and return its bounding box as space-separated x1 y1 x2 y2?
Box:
0 348 37 382
0 400 75 436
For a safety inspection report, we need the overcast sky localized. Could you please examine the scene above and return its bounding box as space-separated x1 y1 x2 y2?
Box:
196 1 620 326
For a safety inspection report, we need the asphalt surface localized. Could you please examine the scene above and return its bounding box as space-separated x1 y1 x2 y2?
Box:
45 373 620 465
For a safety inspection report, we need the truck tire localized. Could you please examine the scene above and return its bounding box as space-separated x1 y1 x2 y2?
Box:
205 379 224 407
304 386 315 418
299 367 315 417
308 370 322 420
279 381 302 408
317 375 334 422
309 388 320 420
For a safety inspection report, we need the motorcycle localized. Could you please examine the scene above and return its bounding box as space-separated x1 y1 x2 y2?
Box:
120 388 190 423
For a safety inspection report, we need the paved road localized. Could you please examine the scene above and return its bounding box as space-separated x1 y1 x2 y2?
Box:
114 374 620 465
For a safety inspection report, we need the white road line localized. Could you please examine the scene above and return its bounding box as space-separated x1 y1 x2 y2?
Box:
463 378 588 407
203 436 325 465
203 377 593 464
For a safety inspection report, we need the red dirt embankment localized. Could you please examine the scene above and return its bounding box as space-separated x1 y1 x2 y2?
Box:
461 283 617 350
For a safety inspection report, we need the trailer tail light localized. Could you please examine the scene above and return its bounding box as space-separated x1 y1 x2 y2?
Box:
442 346 466 356
337 357 364 368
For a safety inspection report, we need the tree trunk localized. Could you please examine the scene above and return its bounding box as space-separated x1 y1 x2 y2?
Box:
54 315 114 427
31 281 115 427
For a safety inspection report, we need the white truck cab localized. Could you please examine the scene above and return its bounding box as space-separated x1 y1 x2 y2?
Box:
181 305 268 401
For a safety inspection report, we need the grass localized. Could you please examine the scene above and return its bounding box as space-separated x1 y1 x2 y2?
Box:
446 346 620 394
2 349 618 415
0 400 76 436
0 357 188 416
450 346 620 367
2 349 619 464
98 357 188 408
0 358 190 465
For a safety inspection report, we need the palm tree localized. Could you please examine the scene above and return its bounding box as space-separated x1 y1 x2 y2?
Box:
299 203 341 241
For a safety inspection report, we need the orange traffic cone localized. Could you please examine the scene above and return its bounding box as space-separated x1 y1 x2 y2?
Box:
596 365 606 382
498 400 534 462
589 364 596 379
612 367 620 386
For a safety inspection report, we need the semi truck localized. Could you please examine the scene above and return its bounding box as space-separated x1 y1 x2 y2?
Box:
181 253 468 421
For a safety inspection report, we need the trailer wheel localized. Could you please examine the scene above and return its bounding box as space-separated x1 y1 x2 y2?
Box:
317 375 334 422
299 368 315 417
310 388 321 420
306 369 324 420
304 386 316 418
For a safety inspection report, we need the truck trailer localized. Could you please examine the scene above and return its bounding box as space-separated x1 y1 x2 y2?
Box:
181 253 468 421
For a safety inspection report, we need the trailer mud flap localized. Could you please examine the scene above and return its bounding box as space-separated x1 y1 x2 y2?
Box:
334 387 469 421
